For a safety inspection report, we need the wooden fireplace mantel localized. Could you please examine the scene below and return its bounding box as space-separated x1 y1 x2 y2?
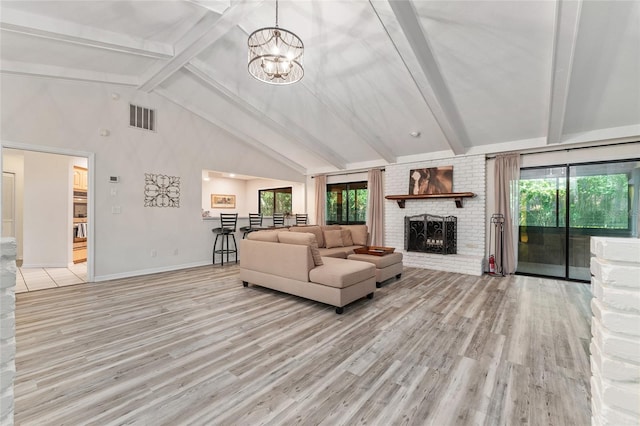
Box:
385 192 476 208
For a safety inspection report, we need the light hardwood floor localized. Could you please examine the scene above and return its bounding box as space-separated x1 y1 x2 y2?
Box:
14 265 592 425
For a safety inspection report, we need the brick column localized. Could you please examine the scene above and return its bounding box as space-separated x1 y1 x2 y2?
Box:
0 238 17 426
590 237 640 426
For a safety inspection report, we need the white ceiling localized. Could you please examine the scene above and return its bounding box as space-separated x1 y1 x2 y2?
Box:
1 0 638 175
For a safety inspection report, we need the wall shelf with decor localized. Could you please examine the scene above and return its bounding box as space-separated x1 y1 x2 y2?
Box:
385 192 475 208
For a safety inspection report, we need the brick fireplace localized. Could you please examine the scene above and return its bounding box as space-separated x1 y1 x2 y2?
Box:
384 155 486 276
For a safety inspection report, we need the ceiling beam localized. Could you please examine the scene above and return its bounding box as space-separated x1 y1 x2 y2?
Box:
0 60 139 86
185 62 349 170
154 87 308 176
547 0 583 145
138 0 263 93
0 8 172 59
371 0 470 155
185 0 231 16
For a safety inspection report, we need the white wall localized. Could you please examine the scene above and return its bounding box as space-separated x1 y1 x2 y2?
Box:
0 74 305 280
202 177 248 216
385 155 486 276
22 151 71 267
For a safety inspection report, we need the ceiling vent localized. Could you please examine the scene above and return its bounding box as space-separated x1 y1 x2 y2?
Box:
129 104 155 131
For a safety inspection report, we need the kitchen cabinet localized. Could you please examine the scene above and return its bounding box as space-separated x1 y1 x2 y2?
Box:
73 166 88 191
73 243 87 263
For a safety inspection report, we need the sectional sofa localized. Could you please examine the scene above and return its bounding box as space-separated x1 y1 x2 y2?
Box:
239 227 376 314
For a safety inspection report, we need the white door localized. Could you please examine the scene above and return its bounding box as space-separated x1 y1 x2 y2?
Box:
2 172 16 237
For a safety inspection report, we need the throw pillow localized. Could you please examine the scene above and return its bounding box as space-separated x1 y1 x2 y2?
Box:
341 225 368 246
247 230 280 242
324 230 344 249
277 232 324 266
341 229 354 246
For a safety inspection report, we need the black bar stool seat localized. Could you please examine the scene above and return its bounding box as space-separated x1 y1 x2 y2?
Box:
212 213 238 265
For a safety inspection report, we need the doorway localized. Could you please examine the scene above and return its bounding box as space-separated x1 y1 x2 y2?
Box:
1 144 94 283
517 160 640 281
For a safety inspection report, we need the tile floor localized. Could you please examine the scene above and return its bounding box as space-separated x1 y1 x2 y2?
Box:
15 263 87 293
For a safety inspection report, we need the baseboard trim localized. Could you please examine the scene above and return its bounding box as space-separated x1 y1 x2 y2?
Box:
93 260 214 282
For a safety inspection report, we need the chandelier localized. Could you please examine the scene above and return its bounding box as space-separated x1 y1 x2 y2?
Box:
247 0 304 85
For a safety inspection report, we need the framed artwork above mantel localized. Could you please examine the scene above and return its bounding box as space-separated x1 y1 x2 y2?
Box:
211 194 236 209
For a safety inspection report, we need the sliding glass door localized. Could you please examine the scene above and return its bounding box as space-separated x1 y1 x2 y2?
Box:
518 160 639 281
518 167 567 278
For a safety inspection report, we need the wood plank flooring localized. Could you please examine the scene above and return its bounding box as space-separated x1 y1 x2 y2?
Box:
14 265 592 425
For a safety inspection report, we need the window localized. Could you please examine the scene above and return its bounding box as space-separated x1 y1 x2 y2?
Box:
326 181 367 224
519 164 635 230
259 187 292 216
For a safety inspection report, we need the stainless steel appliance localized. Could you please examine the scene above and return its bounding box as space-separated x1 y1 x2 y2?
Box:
73 190 87 218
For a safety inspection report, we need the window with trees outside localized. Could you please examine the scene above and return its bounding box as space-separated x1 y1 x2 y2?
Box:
259 187 292 216
326 181 367 224
517 160 639 281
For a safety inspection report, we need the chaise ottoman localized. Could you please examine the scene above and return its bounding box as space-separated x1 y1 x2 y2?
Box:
347 252 403 287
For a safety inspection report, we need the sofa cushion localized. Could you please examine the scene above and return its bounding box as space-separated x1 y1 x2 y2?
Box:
340 225 368 246
324 230 344 249
318 247 348 258
278 232 323 266
247 230 280 242
309 257 375 289
341 229 353 246
290 225 324 248
348 252 403 269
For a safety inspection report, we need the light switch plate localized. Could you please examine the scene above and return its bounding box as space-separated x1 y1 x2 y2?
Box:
112 206 121 214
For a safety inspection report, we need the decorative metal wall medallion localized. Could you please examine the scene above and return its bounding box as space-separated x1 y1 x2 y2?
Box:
144 173 180 207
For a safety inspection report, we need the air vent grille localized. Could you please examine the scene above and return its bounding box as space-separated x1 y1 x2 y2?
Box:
129 104 155 131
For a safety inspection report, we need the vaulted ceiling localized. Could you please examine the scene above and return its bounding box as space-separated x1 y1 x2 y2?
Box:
1 0 638 175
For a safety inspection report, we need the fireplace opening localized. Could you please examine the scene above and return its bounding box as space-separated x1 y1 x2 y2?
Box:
405 214 457 254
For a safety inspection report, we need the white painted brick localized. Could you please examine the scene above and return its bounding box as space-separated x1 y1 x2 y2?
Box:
591 316 640 363
385 155 485 276
0 238 16 426
0 337 15 365
0 291 15 314
591 237 640 426
591 257 640 289
591 237 640 263
592 277 640 313
591 298 640 337
590 340 640 382
600 375 640 416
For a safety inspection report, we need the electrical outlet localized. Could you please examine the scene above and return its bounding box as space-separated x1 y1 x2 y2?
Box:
173 248 179 256
151 250 157 258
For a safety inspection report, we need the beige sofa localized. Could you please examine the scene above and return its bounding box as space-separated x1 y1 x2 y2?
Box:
239 230 376 314
288 224 369 257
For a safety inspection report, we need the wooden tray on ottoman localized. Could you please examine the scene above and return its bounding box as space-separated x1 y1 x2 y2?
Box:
353 246 395 256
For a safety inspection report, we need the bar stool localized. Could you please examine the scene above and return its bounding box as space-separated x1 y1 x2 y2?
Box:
272 212 285 227
295 214 308 225
240 213 263 238
212 213 238 265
